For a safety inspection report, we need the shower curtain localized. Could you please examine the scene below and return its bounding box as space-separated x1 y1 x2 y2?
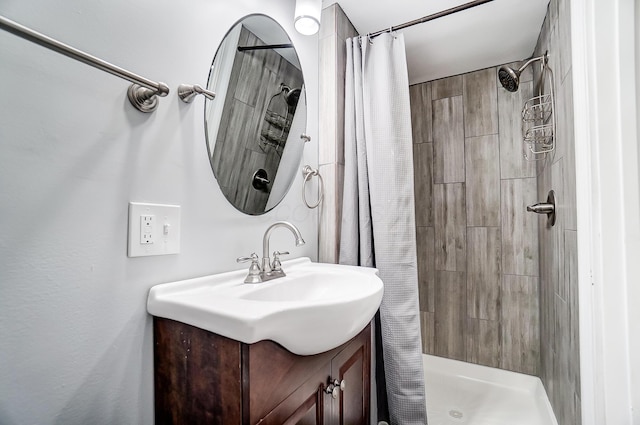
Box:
339 32 427 425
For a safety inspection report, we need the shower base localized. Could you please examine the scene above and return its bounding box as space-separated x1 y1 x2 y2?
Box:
423 354 557 425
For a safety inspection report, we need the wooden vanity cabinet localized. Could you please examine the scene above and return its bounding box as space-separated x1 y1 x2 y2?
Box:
153 318 371 425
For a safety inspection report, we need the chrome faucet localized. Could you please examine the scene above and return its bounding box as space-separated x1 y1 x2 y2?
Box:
237 221 305 283
262 221 305 273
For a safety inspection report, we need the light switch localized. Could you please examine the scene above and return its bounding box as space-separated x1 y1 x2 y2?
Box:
128 202 181 257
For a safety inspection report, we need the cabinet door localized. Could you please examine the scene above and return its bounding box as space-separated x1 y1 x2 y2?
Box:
330 327 371 425
259 364 331 425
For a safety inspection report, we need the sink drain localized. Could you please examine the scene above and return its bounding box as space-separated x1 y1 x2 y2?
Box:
449 409 464 420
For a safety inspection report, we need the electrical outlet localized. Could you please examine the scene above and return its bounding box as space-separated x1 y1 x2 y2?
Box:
140 215 154 244
128 202 181 257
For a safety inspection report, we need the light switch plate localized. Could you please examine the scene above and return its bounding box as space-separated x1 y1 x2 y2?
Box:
128 202 181 257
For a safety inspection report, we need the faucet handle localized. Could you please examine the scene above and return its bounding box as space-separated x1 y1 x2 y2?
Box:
237 253 259 263
271 251 289 271
237 253 262 283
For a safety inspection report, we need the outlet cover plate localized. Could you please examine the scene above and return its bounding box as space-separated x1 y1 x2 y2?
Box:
128 202 181 257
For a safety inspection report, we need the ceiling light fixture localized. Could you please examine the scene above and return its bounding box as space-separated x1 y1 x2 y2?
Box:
294 0 321 35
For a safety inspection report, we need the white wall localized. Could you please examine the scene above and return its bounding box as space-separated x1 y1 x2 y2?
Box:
572 0 640 423
0 1 318 423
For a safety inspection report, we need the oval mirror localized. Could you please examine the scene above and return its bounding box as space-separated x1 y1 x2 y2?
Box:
205 14 306 215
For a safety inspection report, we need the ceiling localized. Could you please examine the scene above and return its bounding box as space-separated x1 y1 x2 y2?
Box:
323 0 550 85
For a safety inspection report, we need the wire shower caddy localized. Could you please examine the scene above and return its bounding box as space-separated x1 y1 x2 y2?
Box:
521 58 555 161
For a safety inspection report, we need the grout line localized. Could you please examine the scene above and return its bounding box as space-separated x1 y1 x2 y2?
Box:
502 273 540 279
500 176 538 182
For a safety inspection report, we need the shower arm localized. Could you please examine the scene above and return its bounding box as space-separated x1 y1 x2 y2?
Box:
517 52 549 74
517 52 549 98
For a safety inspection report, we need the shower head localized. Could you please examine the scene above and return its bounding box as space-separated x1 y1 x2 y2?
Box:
498 66 520 92
497 52 548 92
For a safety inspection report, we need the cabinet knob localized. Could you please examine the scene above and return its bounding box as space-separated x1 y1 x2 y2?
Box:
325 378 346 399
326 385 339 399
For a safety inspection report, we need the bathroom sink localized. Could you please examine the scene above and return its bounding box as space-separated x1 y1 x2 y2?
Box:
147 258 383 355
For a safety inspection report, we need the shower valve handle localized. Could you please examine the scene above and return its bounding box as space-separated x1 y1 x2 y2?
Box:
526 190 557 227
527 203 554 214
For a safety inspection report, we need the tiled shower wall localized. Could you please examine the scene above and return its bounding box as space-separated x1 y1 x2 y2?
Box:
410 65 541 375
319 4 581 423
534 0 581 424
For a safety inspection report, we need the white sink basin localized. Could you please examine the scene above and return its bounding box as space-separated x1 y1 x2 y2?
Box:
147 258 384 355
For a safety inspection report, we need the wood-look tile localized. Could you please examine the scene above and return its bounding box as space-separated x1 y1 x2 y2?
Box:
236 33 274 105
500 275 539 375
553 64 568 164
236 149 270 214
214 99 254 188
549 0 559 29
551 159 567 300
561 71 577 231
318 34 337 165
318 163 338 263
501 178 539 276
467 227 501 321
420 311 435 354
319 4 337 39
413 143 433 227
498 80 537 179
409 82 432 144
434 183 466 272
433 96 465 183
336 35 346 166
434 271 466 361
465 318 500 368
538 167 555 383
564 230 580 394
336 162 344 239
558 0 572 81
534 7 552 60
416 226 435 313
534 8 582 411
551 365 575 425
463 68 499 137
432 75 463 100
574 393 582 425
335 3 357 41
537 162 554 320
465 135 501 226
553 293 570 393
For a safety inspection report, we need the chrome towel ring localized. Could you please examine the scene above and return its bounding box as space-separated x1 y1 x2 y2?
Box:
302 165 324 209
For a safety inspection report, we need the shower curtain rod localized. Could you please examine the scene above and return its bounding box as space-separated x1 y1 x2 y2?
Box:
367 0 495 39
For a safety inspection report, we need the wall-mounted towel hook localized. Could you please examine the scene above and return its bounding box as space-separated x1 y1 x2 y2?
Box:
177 84 216 103
302 165 323 209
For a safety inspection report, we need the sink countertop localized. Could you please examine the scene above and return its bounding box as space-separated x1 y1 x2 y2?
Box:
147 257 383 355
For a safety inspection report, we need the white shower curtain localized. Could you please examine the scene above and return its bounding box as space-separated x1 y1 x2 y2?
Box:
339 33 427 425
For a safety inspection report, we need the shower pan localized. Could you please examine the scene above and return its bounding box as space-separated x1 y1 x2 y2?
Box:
423 355 558 425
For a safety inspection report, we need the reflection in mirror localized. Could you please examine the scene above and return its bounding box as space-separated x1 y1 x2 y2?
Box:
205 15 306 215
